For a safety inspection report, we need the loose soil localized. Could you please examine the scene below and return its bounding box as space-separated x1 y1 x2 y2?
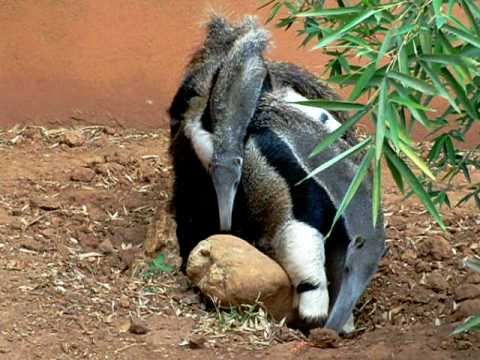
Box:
0 125 479 359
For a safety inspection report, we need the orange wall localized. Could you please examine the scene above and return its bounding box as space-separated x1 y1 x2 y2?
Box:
0 0 335 129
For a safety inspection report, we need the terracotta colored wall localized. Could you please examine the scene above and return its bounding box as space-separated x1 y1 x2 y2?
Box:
0 0 335 129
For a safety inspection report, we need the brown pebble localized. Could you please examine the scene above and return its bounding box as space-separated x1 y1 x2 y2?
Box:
119 249 137 270
30 197 61 211
19 238 47 252
308 328 339 348
419 236 453 260
454 299 480 320
455 284 480 301
187 335 206 349
70 167 96 182
62 130 85 147
98 238 115 255
129 320 149 335
427 271 449 292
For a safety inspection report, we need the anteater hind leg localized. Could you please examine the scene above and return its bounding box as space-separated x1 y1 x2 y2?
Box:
274 219 329 327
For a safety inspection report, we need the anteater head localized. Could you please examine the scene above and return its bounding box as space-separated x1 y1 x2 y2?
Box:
209 21 269 231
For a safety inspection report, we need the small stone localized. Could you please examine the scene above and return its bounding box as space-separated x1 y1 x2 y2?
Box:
62 130 85 147
19 238 47 252
185 335 206 349
119 249 137 270
419 236 452 260
94 163 124 176
78 233 99 249
415 261 431 273
0 208 13 226
83 155 105 168
103 126 117 135
129 320 149 335
427 271 449 292
30 197 61 211
98 238 115 255
70 167 96 182
455 284 480 301
187 235 294 320
454 299 480 321
119 295 130 309
308 328 340 348
464 272 480 285
400 248 417 264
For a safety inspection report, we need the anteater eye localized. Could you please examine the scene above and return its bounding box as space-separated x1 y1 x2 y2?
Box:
234 157 243 167
355 236 365 248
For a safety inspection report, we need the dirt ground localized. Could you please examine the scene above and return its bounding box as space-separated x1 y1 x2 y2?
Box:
0 125 479 359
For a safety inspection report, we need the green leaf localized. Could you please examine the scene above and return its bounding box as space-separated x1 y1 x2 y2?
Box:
328 147 375 236
451 315 480 335
460 0 480 35
349 63 377 101
387 71 437 95
372 157 382 227
376 78 388 162
302 137 372 182
398 141 436 180
376 30 393 67
294 99 366 111
296 7 362 17
441 68 478 119
421 62 461 113
444 24 480 48
266 2 282 24
390 81 435 128
418 54 479 68
144 253 173 278
385 153 404 193
465 258 480 273
384 144 446 230
390 95 435 112
314 9 380 49
433 0 443 27
310 108 368 157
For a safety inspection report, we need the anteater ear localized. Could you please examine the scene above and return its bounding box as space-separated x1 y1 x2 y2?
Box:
209 26 270 134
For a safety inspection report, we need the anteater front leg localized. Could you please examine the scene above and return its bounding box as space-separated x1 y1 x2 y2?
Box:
274 219 329 327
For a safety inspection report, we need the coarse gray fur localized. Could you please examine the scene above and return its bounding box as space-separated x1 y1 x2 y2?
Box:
242 92 385 332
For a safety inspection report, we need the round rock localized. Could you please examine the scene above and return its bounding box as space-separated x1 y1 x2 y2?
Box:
186 235 294 320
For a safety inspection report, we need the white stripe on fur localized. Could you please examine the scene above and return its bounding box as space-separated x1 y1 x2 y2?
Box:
282 88 341 132
184 116 214 170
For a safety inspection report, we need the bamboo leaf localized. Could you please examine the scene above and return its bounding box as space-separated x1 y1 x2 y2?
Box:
385 154 404 193
421 62 461 113
418 54 479 68
296 7 362 17
384 145 446 230
387 71 437 95
398 141 436 180
301 137 372 182
376 78 387 162
349 63 377 101
266 2 282 23
294 99 366 111
310 108 368 157
314 9 380 49
328 147 375 235
451 315 480 335
372 157 382 227
390 95 435 112
444 24 480 48
465 258 480 273
390 81 435 128
441 68 478 119
376 30 393 67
